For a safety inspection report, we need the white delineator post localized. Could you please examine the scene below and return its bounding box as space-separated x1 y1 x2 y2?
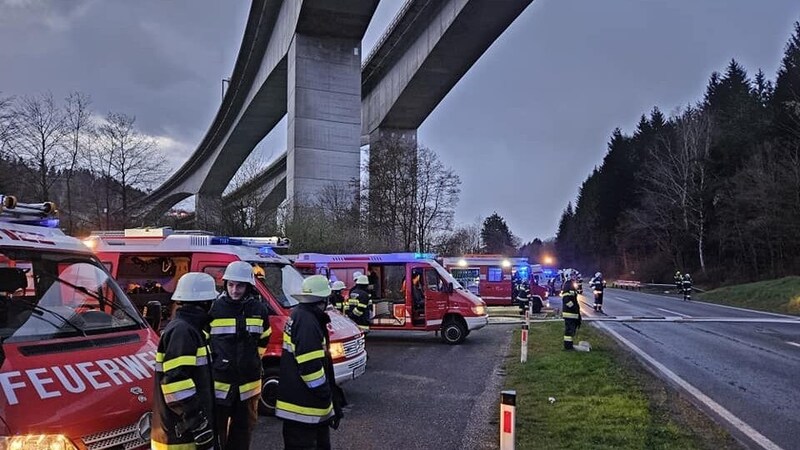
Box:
521 302 530 363
500 390 516 450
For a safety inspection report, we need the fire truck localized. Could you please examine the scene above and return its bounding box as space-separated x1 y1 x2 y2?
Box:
293 252 488 344
0 195 159 449
441 255 548 307
84 228 367 415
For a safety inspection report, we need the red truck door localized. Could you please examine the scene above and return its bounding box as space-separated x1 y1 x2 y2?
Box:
417 264 447 325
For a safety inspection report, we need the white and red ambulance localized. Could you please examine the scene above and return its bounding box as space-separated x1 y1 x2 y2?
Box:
0 195 158 449
294 252 488 344
441 255 548 306
84 228 367 415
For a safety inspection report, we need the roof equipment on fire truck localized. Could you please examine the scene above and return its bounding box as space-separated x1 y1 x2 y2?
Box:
0 194 59 227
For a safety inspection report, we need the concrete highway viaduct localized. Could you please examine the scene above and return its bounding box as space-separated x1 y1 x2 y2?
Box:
137 0 533 226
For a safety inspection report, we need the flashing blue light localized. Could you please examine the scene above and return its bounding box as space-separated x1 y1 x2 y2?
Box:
543 269 554 275
210 236 244 246
257 246 277 256
414 252 435 259
10 218 60 228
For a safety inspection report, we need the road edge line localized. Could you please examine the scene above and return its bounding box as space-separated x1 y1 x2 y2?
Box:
609 289 797 319
595 322 784 450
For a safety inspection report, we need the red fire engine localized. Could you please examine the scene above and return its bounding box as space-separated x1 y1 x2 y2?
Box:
84 228 367 415
441 255 548 307
0 195 159 449
294 252 488 344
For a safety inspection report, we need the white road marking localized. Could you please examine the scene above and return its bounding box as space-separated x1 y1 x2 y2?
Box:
614 296 630 303
787 341 800 349
597 322 784 450
657 307 691 318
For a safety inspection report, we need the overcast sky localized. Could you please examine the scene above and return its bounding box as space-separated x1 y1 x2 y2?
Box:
1 0 799 242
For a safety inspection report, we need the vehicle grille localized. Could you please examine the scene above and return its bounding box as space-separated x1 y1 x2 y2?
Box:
82 421 148 450
343 335 365 359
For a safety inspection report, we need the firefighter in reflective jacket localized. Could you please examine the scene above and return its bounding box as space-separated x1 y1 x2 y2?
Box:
152 273 217 450
590 272 606 312
329 280 347 314
347 275 371 331
682 273 693 301
209 261 271 450
277 275 344 448
561 275 582 350
674 271 682 291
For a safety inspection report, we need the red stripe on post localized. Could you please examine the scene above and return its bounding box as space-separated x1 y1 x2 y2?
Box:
503 411 512 433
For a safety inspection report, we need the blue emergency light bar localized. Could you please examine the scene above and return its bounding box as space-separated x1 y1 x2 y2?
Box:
210 236 244 246
4 218 60 228
413 252 436 259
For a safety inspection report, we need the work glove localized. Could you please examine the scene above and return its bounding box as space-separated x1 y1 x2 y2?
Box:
191 417 215 450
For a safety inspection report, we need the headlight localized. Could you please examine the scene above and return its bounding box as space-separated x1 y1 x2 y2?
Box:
1 435 77 450
329 342 345 360
471 305 485 316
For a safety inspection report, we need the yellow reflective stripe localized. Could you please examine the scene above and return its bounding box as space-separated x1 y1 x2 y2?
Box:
211 318 236 327
196 346 208 357
215 381 231 392
300 368 325 383
162 378 195 394
151 440 196 450
276 400 333 417
203 330 210 339
240 380 261 392
246 318 263 326
259 347 267 357
563 312 580 319
163 355 197 372
296 349 325 364
155 352 165 363
261 328 272 339
564 336 574 341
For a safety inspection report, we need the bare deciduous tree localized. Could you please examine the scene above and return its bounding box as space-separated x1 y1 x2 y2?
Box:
63 92 94 233
98 112 167 226
12 92 67 199
414 146 460 251
637 106 713 273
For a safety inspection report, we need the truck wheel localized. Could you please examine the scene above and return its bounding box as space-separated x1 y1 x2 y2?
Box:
259 366 280 416
441 318 467 345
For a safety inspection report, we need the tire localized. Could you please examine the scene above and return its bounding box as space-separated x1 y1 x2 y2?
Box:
441 318 467 345
258 365 280 416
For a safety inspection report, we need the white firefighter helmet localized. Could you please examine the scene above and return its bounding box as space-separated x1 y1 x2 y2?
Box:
223 261 255 285
355 275 369 285
331 280 346 291
295 275 331 303
172 273 218 302
595 272 601 278
352 271 363 282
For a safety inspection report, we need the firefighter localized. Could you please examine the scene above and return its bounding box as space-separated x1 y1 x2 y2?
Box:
560 274 582 350
276 275 344 449
347 275 372 331
329 280 347 313
674 271 682 291
152 272 217 450
209 260 271 450
682 273 693 301
590 272 606 312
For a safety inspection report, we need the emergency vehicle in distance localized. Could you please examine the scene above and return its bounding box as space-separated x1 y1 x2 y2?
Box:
441 255 548 307
84 228 367 415
0 195 159 450
294 252 489 344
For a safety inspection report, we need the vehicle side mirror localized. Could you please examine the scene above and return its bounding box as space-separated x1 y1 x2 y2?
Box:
143 301 162 331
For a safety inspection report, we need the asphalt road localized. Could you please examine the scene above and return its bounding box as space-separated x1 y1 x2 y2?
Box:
252 324 515 449
578 288 800 450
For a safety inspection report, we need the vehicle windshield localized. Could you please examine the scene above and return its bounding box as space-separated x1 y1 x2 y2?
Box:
253 262 302 308
0 248 145 343
430 260 465 290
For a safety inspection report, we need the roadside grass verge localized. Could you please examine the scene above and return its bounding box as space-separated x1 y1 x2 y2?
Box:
698 276 800 316
504 322 738 450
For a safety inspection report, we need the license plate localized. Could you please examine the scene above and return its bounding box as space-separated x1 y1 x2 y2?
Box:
353 364 366 379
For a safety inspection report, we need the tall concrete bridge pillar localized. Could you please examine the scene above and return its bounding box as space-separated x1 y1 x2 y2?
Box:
286 34 362 209
195 193 224 231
